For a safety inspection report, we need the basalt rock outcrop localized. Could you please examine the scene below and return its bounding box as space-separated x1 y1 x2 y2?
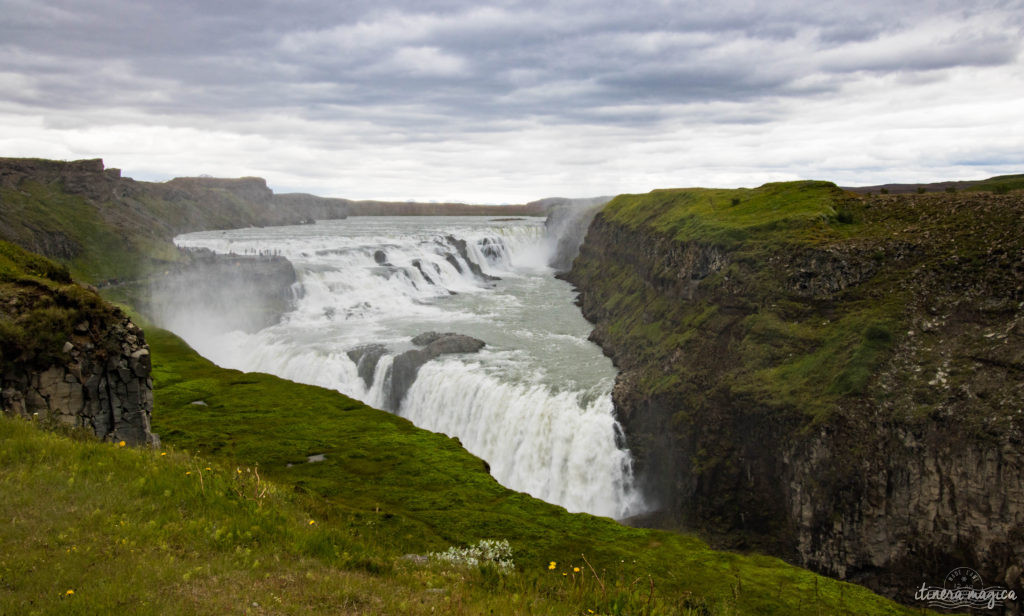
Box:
387 332 486 410
347 344 389 388
1 241 156 445
566 183 1024 604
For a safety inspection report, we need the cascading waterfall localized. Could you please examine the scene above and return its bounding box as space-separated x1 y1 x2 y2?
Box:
169 216 645 519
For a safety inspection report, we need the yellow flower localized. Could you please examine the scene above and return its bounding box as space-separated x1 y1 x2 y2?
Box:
65 589 75 596
118 441 126 447
573 567 580 573
160 452 167 456
308 520 316 525
548 561 556 570
562 572 567 576
237 468 242 474
588 610 594 614
185 471 191 476
205 467 211 471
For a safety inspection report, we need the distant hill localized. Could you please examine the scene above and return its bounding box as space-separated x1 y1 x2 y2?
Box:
844 173 1024 195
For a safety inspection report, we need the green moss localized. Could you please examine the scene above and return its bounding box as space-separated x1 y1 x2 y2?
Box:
0 240 125 370
0 240 72 284
0 181 181 282
602 181 850 247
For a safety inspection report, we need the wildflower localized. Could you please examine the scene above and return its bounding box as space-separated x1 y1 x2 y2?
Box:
185 471 191 476
308 520 316 525
65 589 75 596
573 567 580 573
588 610 594 614
205 467 211 471
160 452 167 456
562 572 567 576
548 561 556 570
430 539 514 573
118 441 126 447
237 468 242 474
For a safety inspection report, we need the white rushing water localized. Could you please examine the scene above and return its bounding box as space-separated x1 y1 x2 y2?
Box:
169 216 644 518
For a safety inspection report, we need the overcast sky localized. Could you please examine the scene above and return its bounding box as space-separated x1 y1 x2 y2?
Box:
1 0 1022 202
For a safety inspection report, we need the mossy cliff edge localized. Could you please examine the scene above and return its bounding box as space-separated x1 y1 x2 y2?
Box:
1 240 156 445
566 181 1024 598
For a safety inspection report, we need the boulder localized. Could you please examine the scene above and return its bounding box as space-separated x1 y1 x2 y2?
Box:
387 332 485 410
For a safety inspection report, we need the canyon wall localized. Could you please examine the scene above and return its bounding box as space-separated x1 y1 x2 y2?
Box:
567 183 1024 602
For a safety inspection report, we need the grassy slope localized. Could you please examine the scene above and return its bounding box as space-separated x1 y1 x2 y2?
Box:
577 181 1023 419
601 181 849 248
0 180 179 282
0 327 918 615
0 240 128 372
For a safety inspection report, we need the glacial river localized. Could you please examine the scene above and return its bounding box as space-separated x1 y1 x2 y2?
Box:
168 216 643 519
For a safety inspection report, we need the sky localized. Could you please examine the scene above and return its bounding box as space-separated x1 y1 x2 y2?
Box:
1 0 1022 203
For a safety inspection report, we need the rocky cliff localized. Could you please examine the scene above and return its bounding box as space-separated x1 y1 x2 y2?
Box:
0 157 348 283
1 241 156 445
567 182 1024 602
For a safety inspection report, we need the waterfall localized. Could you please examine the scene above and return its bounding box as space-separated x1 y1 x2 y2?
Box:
168 216 645 519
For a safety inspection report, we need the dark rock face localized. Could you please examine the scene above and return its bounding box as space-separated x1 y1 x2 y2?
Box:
566 193 1024 602
444 236 499 282
387 332 485 410
347 344 388 388
1 315 157 446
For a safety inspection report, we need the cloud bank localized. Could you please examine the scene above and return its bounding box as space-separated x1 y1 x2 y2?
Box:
1 0 1021 202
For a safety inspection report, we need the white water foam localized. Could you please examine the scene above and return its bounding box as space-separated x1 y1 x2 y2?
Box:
169 217 645 519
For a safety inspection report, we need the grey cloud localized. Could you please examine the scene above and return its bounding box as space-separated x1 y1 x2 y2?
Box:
4 0 1020 125
0 0 1021 201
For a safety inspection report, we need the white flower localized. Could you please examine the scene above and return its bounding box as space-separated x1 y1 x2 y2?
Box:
429 538 514 573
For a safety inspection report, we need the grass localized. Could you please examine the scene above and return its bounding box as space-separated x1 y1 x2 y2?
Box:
0 240 126 371
965 173 1024 194
1 396 922 615
600 181 852 248
0 181 178 282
